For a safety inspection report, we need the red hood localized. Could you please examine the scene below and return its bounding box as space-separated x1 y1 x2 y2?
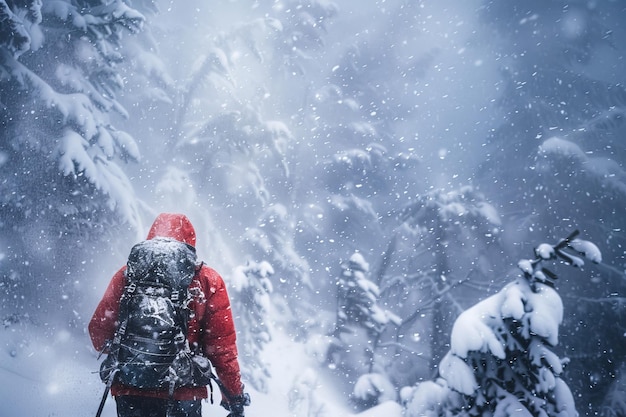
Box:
146 213 197 247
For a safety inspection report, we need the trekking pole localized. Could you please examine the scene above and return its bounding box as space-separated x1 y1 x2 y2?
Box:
95 386 110 417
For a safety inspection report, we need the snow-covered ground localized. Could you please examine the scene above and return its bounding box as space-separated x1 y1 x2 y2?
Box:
1 323 105 416
0 320 402 417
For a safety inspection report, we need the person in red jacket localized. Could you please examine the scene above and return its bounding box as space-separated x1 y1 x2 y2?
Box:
89 213 249 417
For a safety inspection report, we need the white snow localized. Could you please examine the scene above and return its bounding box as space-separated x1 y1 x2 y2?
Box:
353 401 402 417
112 129 141 162
493 390 533 417
56 129 99 179
500 283 526 320
535 243 555 260
517 259 534 276
0 323 107 417
529 339 563 374
526 285 563 347
353 373 397 404
439 352 478 395
569 239 602 263
538 137 586 161
449 288 509 359
476 201 502 226
552 378 578 416
564 252 585 268
250 327 403 417
538 137 626 197
402 379 451 417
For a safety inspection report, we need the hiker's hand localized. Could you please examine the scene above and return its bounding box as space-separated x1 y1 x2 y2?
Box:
223 393 250 416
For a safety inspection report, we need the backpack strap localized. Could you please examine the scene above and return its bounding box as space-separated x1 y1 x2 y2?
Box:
98 279 137 387
113 281 136 343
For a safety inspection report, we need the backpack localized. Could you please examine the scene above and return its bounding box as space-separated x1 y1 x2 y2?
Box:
99 237 214 395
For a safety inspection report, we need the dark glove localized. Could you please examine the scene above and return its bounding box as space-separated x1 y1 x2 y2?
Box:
222 392 251 417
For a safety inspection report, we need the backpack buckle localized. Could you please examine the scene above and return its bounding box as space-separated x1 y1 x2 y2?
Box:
171 290 179 302
127 282 137 294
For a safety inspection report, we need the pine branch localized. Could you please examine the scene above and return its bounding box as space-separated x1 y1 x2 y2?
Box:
573 296 626 305
398 270 474 329
374 234 397 286
594 260 626 281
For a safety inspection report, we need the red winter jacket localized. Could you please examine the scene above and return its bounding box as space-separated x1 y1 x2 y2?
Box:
88 213 244 402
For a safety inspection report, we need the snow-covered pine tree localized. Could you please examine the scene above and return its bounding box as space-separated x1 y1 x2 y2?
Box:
327 252 400 408
244 204 313 297
0 0 42 57
0 0 147 315
475 4 626 409
331 253 400 351
0 0 144 233
230 260 275 393
403 230 601 417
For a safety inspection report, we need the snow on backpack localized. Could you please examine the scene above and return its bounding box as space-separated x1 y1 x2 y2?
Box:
99 237 215 395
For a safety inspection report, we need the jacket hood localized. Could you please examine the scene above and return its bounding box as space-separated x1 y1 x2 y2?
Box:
146 213 197 247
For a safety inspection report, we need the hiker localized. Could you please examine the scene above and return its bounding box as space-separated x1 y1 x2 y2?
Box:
89 213 249 417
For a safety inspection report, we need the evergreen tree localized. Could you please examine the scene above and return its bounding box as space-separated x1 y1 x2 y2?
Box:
0 0 144 232
403 231 601 417
0 0 146 315
475 2 626 410
332 252 400 342
230 260 275 393
328 252 400 406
